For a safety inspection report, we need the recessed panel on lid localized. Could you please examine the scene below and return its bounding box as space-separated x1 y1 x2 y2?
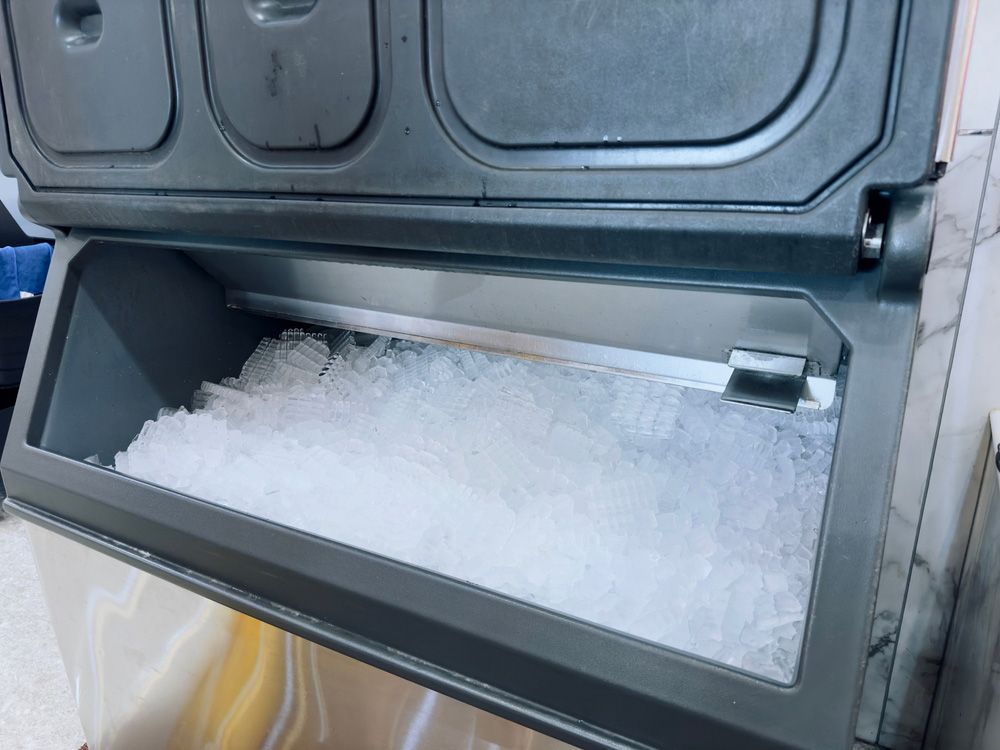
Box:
7 0 174 155
437 0 818 148
431 0 848 171
201 0 377 153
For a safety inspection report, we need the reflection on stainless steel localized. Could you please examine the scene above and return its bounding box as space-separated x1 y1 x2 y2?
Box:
187 249 845 373
24 522 576 750
935 0 979 163
188 251 842 408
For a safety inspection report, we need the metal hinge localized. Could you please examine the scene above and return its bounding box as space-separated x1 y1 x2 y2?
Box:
721 349 808 413
862 210 885 260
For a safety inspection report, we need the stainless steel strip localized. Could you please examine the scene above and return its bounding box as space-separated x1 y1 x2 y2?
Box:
727 349 807 376
188 251 845 377
230 288 836 409
197 248 841 409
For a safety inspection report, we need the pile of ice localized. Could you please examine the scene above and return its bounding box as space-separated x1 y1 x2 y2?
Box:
113 329 839 682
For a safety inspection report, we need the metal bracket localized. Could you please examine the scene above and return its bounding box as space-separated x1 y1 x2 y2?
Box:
862 210 885 260
721 349 808 413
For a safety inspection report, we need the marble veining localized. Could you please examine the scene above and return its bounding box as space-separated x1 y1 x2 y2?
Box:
977 157 1000 242
879 112 1000 748
857 1 1000 738
923 415 1000 749
855 133 994 742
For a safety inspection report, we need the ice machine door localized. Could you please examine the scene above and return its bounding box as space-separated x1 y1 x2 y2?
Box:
0 1 956 749
0 0 953 275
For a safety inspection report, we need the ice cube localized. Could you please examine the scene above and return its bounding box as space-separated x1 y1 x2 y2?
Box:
109 330 839 683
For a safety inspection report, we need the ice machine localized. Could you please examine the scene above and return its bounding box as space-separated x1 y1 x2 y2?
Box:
0 1 956 749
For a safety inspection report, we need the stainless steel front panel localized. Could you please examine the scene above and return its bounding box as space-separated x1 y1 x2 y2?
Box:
24 520 575 750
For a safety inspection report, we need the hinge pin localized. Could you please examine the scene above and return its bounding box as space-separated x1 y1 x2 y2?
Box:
862 211 885 260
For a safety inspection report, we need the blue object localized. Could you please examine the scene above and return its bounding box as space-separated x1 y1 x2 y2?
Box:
0 242 52 300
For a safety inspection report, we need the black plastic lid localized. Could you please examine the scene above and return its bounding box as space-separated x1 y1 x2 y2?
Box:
0 0 953 275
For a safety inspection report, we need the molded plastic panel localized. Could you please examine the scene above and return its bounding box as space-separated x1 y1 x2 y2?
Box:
426 0 894 173
6 0 174 154
438 0 818 148
0 1 954 276
201 0 377 153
